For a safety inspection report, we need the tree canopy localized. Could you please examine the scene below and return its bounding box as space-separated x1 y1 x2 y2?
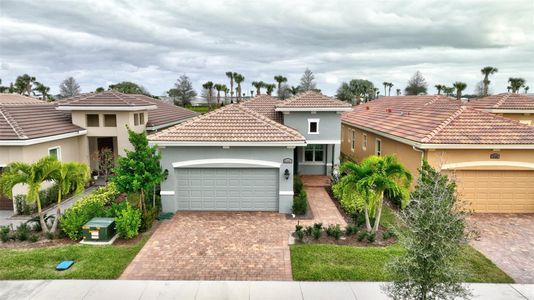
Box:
404 71 428 95
168 74 197 106
299 68 316 91
336 79 375 103
59 77 81 98
109 81 150 95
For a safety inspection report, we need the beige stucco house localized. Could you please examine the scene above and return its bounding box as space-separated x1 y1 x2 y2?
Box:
0 91 197 212
341 95 534 213
467 93 534 126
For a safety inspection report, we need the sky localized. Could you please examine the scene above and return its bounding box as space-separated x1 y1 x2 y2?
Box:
1 0 533 97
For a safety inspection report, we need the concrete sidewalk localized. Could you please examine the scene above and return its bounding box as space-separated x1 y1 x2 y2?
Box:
0 280 532 300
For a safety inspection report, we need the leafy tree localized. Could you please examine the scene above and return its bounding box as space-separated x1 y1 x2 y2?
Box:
202 81 214 109
226 72 235 102
274 75 288 97
265 83 276 95
14 74 36 95
442 86 455 96
385 162 473 300
112 128 166 213
95 87 105 93
59 77 81 98
434 84 443 95
404 71 428 95
50 162 90 233
336 82 354 102
299 68 316 91
168 74 197 106
335 155 411 232
0 157 60 232
336 79 375 104
233 73 245 102
109 81 149 95
452 81 467 100
33 82 52 101
508 77 526 93
481 66 498 96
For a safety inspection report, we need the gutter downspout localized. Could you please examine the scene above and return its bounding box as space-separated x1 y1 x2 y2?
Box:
412 145 425 167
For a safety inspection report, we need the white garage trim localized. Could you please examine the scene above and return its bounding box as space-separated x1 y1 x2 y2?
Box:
442 161 534 170
172 158 281 169
279 191 294 196
160 191 175 196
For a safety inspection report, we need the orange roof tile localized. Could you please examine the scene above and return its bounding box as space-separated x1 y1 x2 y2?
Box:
468 93 534 110
276 91 352 110
240 95 283 122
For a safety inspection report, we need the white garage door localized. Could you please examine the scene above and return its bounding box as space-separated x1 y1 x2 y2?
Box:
175 168 279 211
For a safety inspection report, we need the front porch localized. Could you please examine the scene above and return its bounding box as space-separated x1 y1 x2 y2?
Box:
294 143 340 176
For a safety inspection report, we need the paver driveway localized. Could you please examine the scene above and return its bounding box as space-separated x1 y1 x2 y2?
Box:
470 214 534 283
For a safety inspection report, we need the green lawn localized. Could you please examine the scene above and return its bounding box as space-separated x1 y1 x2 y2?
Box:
0 237 147 279
185 105 210 113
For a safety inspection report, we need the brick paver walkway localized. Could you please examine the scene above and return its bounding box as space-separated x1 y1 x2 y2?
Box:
469 214 534 283
121 176 346 281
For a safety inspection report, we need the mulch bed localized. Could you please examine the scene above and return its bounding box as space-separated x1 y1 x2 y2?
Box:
285 199 314 220
293 227 397 247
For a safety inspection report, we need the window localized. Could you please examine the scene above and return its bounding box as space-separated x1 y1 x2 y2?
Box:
134 113 140 126
139 113 145 125
351 130 355 151
104 114 117 127
48 146 61 160
86 114 99 127
362 133 368 150
375 139 382 156
304 144 324 162
308 119 320 134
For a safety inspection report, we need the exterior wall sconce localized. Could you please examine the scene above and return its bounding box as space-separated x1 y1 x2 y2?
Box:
284 169 290 180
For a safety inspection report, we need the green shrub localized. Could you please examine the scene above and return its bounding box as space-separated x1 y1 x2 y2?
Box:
312 227 322 240
140 207 158 232
293 176 304 194
313 223 323 230
15 195 32 215
326 224 342 240
0 226 10 242
29 234 39 243
295 224 303 232
26 214 54 232
45 232 55 240
367 232 376 243
304 226 313 236
115 203 142 239
382 228 396 240
15 223 30 241
345 224 358 236
357 231 368 242
295 230 305 242
292 190 308 215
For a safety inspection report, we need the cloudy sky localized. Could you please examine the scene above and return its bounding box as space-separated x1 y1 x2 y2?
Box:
1 0 533 96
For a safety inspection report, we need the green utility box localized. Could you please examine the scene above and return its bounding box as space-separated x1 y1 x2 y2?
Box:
82 217 116 241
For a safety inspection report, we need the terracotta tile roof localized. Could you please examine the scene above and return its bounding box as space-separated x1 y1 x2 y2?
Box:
58 90 156 107
0 104 84 140
141 97 199 129
148 104 305 143
467 93 534 110
240 95 283 123
276 91 352 110
0 94 45 104
342 96 534 145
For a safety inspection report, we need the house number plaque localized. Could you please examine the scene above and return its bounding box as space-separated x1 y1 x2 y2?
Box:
490 153 500 159
283 158 293 164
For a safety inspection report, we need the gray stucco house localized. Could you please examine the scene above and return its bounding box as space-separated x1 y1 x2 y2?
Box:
148 91 352 213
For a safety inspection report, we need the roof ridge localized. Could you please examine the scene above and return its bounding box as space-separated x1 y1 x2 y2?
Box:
0 106 28 139
493 93 511 108
422 106 467 143
236 105 304 139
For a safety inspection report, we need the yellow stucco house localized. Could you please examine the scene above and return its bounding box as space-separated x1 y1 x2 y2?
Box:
467 93 534 126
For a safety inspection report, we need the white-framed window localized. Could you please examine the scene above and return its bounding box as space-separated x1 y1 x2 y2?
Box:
48 146 61 160
375 138 382 156
362 133 368 150
139 112 145 124
134 113 140 126
351 130 355 151
308 118 320 134
304 144 324 162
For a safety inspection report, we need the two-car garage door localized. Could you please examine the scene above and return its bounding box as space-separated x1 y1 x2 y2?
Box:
453 170 534 213
175 168 279 211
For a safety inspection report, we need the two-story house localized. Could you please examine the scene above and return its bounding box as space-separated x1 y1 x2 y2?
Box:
148 92 351 214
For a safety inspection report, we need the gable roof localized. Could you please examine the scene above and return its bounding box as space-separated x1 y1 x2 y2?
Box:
342 96 534 148
275 91 352 111
240 95 283 123
148 104 305 145
57 90 157 110
467 93 534 111
141 97 199 130
0 104 85 143
0 94 45 105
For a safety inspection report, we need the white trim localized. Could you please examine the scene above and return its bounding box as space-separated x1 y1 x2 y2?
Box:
0 164 6 168
299 162 326 166
308 118 320 135
57 105 157 111
306 140 340 145
172 159 281 168
48 146 62 161
0 130 87 146
441 161 534 170
279 191 294 196
479 109 534 114
150 141 306 147
146 116 197 131
160 191 175 196
275 107 352 112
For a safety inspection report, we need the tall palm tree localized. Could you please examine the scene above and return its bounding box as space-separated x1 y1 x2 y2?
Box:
225 72 234 102
289 86 300 96
508 77 526 93
0 156 61 232
396 88 401 96
387 82 394 96
252 81 264 95
481 66 498 96
50 162 90 233
223 86 229 103
33 82 50 101
382 82 388 96
525 86 530 94
214 83 224 105
250 90 254 97
274 75 287 97
337 155 411 232
434 84 443 95
233 74 245 103
453 82 467 100
265 83 276 96
202 81 214 109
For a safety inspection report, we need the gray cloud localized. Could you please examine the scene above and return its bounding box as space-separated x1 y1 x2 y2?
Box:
0 0 533 96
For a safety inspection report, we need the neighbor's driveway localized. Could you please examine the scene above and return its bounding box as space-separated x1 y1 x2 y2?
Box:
470 214 534 283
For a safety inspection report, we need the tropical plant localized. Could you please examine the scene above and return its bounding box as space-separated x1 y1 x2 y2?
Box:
233 73 245 102
334 156 412 232
384 162 473 300
0 157 61 232
336 79 375 104
452 81 467 100
114 202 142 239
396 88 401 96
49 162 90 233
404 71 428 95
382 82 389 96
289 86 300 95
299 68 316 91
108 81 149 95
387 83 394 96
442 86 455 96
434 84 444 95
525 86 530 94
274 75 288 97
252 81 264 95
59 77 81 98
225 71 235 102
265 83 276 96
33 82 51 101
13 74 36 95
508 77 526 93
202 81 214 109
214 83 224 105
480 66 498 96
169 74 197 106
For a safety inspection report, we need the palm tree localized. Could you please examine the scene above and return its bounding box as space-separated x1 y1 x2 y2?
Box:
387 83 394 96
396 88 401 96
265 83 276 96
481 66 498 96
289 86 300 96
453 82 467 100
525 86 530 94
337 155 411 232
50 162 90 233
434 84 444 95
252 81 264 95
225 72 235 102
33 82 50 101
507 86 512 93
509 77 526 93
442 86 455 96
233 74 245 103
250 90 254 97
202 81 214 109
274 75 287 97
223 86 229 103
214 83 224 105
382 82 388 96
0 157 61 233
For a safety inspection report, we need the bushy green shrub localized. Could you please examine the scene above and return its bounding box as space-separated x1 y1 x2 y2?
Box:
295 230 305 242
140 207 158 232
61 183 120 240
29 234 39 243
345 223 358 236
312 227 322 240
292 190 308 215
357 231 368 242
15 195 32 215
115 203 142 239
293 176 304 194
304 226 313 236
0 226 10 242
326 224 342 240
15 223 30 241
367 232 376 243
14 184 63 215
